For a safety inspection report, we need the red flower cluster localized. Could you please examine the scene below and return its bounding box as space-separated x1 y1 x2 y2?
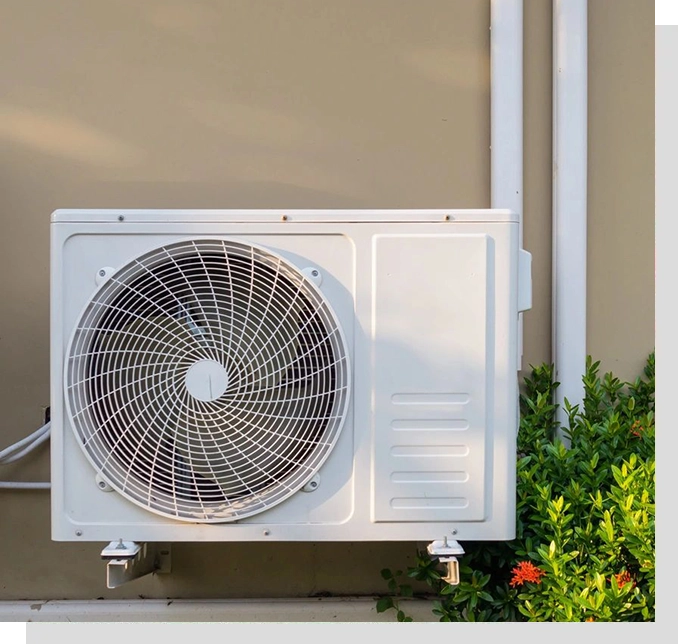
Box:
613 571 636 588
509 561 546 588
630 420 644 437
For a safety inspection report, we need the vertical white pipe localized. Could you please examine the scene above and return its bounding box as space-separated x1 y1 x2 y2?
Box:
490 0 524 369
553 0 588 432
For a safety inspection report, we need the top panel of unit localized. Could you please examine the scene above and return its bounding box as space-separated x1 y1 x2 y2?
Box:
51 209 518 224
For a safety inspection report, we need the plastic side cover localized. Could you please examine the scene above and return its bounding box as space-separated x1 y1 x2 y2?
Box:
518 250 532 313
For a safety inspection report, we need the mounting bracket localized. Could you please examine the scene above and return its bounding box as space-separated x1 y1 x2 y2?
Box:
101 540 171 589
427 538 464 586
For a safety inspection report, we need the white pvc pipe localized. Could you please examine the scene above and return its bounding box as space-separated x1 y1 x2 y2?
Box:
490 0 524 368
0 481 50 489
491 0 524 225
553 0 588 432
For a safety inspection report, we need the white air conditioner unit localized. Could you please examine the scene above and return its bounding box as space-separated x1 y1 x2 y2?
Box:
50 209 531 584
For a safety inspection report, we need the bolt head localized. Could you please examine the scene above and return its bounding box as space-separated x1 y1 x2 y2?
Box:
75 530 83 536
98 269 106 277
118 215 124 221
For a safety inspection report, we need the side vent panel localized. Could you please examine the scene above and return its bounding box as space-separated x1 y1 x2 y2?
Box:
371 234 492 522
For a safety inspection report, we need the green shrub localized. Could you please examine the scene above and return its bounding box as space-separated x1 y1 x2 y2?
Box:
377 353 655 622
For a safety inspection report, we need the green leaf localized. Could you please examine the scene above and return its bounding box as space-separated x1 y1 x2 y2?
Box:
376 597 394 613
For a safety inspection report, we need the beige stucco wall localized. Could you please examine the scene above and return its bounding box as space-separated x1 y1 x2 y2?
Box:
0 0 653 602
587 0 655 380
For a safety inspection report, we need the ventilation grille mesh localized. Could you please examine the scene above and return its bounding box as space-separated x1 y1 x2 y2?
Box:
65 239 350 522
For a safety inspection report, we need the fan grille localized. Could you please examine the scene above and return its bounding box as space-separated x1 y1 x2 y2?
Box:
65 239 350 522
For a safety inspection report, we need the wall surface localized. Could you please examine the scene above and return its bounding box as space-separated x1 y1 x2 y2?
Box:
587 0 655 380
0 0 654 602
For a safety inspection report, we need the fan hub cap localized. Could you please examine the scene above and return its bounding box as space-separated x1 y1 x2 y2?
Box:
184 359 229 402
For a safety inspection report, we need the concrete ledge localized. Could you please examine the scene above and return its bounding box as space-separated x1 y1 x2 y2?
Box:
0 598 439 622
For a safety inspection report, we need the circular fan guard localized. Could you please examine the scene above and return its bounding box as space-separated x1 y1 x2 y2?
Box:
65 239 350 522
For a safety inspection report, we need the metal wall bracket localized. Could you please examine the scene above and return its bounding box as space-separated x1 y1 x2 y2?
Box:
101 541 171 589
427 538 464 586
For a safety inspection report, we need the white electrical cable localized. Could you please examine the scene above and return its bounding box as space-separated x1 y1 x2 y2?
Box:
0 427 51 465
0 420 51 490
0 421 50 461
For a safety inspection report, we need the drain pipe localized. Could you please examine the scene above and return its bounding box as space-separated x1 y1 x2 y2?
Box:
552 0 588 434
490 0 524 369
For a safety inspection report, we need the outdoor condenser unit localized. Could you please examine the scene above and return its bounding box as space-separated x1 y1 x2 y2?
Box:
50 209 531 587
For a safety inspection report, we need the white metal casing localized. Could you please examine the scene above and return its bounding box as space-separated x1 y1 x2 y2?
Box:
50 209 531 543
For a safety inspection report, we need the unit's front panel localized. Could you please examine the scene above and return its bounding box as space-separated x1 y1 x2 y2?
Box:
51 211 521 542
